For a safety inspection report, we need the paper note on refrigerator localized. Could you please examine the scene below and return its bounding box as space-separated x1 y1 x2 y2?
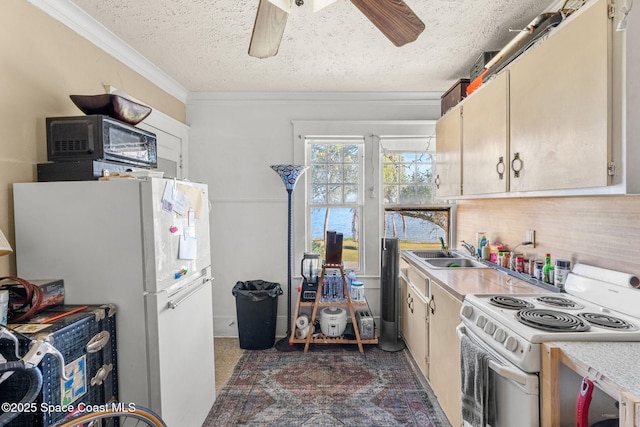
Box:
179 234 198 260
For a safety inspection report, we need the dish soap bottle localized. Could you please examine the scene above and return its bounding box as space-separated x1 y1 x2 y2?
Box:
542 253 554 284
481 240 490 260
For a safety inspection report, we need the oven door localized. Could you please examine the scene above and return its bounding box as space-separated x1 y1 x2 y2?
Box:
457 324 540 427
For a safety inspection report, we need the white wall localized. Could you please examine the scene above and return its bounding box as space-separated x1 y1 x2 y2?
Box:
186 92 441 337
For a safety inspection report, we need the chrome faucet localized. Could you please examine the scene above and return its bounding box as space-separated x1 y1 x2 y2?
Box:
460 240 477 258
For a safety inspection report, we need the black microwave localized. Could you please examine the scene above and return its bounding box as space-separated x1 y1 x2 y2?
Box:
46 115 157 168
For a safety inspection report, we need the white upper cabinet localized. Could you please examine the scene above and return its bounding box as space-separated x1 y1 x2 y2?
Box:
462 71 509 195
436 0 625 198
435 104 462 198
509 0 610 192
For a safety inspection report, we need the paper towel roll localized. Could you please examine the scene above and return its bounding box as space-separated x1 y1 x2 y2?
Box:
573 263 640 289
295 325 309 339
295 314 310 329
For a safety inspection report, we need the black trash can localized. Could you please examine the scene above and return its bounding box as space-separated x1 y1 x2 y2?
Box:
232 280 282 350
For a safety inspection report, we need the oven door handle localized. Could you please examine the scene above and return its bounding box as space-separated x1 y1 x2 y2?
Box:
487 359 530 386
456 324 530 386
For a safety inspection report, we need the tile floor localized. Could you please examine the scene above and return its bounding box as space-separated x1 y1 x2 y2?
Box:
213 337 243 391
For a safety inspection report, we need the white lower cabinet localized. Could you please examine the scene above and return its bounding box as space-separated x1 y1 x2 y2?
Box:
400 256 463 427
428 281 463 427
399 265 429 378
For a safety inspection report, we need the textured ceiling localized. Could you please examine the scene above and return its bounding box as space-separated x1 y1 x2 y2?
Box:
69 0 556 92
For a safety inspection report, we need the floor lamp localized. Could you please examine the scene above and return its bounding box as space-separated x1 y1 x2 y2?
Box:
271 164 308 352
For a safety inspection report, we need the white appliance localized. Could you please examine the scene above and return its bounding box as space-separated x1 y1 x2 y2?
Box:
13 178 215 427
319 307 347 337
458 265 640 427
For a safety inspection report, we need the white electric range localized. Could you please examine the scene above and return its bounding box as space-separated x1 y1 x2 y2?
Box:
457 264 640 427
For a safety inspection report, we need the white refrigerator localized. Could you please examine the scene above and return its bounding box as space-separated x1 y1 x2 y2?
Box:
13 177 216 427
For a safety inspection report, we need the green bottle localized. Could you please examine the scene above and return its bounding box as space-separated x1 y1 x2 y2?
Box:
542 253 554 284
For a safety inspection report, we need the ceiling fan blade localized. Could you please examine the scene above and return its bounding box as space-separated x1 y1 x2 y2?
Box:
248 0 290 58
350 0 425 47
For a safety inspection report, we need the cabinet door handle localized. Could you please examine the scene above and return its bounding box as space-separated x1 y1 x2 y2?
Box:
496 156 505 180
408 296 414 314
434 174 441 189
511 152 523 178
429 295 436 314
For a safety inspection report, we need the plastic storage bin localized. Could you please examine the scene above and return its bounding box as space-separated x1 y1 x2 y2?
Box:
232 280 282 349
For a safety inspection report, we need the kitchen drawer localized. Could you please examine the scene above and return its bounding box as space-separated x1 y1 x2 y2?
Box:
406 266 430 299
0 304 118 427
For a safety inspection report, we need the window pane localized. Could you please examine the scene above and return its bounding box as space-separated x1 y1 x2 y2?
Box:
383 150 436 205
326 145 341 163
398 185 415 204
415 163 431 183
311 207 359 270
311 164 326 183
344 164 358 183
384 209 449 251
343 145 359 163
383 163 399 184
384 186 398 204
311 185 327 204
311 145 326 163
344 185 358 204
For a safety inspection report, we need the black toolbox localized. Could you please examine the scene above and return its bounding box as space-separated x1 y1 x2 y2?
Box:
0 304 118 427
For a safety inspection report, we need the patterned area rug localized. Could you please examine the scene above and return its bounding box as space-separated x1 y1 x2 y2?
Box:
203 345 451 426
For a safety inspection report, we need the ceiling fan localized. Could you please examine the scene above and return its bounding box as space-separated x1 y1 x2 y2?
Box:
248 0 425 58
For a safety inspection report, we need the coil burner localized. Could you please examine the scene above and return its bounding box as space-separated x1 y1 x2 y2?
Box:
489 296 534 310
577 312 638 330
535 296 584 309
515 308 590 332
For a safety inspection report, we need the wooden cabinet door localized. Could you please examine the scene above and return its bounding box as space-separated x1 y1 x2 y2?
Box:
435 105 462 198
509 0 610 192
399 265 429 378
462 71 509 195
428 283 462 427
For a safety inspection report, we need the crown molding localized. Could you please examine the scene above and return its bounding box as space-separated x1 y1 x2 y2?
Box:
188 91 442 105
28 0 189 103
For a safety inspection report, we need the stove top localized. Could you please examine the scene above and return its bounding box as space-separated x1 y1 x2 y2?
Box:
464 292 640 342
460 267 640 373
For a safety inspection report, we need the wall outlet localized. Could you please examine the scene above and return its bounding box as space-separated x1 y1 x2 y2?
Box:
526 229 536 248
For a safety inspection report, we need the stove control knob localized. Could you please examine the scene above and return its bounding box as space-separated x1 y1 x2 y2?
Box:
476 315 487 328
484 321 496 335
504 336 518 352
461 305 473 319
493 328 506 343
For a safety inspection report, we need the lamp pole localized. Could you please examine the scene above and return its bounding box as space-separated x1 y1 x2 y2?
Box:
270 164 308 352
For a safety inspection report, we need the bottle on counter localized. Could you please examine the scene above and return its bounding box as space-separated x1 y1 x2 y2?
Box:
481 241 490 260
554 260 571 290
534 260 544 280
516 255 525 273
542 253 554 284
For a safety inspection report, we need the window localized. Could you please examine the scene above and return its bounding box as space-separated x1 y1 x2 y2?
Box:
307 139 363 270
294 120 444 277
382 145 451 251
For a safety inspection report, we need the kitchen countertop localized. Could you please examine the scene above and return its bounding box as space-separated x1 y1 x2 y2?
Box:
550 341 640 398
401 250 550 300
542 341 640 426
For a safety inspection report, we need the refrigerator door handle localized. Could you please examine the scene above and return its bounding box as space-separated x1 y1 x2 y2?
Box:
167 278 211 309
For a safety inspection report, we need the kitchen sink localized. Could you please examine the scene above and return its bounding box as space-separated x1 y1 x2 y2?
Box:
409 250 454 259
422 257 487 269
